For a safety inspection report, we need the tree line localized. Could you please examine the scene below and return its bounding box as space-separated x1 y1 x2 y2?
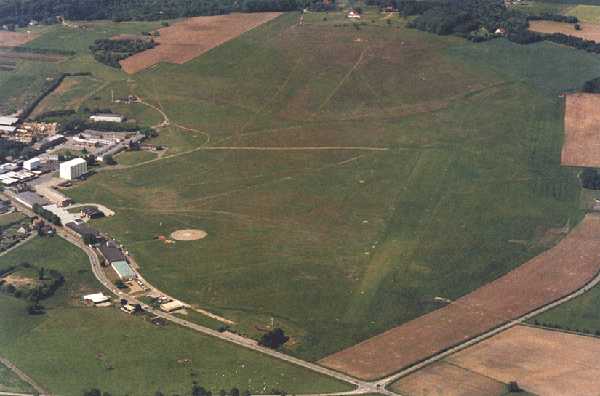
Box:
0 0 300 27
90 38 156 68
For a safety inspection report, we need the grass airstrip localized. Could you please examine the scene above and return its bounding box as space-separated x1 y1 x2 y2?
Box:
0 237 351 395
4 4 600 371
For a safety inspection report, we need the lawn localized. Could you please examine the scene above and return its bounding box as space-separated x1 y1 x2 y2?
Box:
565 4 600 22
530 283 600 334
56 10 599 362
0 362 34 394
0 236 352 395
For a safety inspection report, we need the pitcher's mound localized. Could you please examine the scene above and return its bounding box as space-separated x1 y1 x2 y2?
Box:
171 229 207 241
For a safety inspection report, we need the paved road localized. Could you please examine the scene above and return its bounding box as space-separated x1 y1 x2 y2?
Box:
0 356 49 396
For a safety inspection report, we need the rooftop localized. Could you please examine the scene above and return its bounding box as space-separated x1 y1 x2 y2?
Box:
99 240 127 263
14 191 49 208
111 260 135 279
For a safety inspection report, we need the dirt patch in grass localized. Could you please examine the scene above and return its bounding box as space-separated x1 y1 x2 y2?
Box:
170 229 207 241
529 20 600 42
319 214 600 380
0 31 37 47
444 325 600 396
1 274 36 288
562 93 600 167
120 12 282 74
391 361 507 396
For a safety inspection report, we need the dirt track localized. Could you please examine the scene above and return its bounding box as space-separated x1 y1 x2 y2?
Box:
120 12 281 74
561 93 600 167
319 214 600 380
0 31 37 47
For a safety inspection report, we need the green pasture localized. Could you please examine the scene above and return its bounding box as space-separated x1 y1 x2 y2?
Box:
0 237 352 395
0 362 34 394
60 12 598 361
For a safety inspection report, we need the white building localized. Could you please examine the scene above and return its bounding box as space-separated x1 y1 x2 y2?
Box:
23 157 40 170
0 125 16 133
83 292 110 304
59 158 87 180
0 116 19 126
90 114 123 123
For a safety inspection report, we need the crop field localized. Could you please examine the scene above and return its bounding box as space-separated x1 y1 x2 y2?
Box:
404 325 600 396
529 20 600 42
391 362 511 396
561 93 600 167
0 236 351 395
120 12 282 74
0 31 38 47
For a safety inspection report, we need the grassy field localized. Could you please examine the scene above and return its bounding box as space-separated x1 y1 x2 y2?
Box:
44 9 599 362
0 362 34 394
530 283 600 334
0 236 352 395
565 4 600 22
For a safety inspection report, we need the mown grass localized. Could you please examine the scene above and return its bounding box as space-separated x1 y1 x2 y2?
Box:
61 12 596 361
0 362 34 394
565 4 600 22
0 237 352 395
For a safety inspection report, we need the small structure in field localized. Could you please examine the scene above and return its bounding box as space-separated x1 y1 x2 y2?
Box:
90 113 123 123
83 292 110 305
347 10 361 19
160 300 186 312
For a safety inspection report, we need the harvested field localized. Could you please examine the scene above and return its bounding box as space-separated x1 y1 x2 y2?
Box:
319 214 600 380
391 361 507 396
0 31 37 47
170 229 207 241
443 325 600 396
562 93 600 167
120 12 281 74
529 20 600 42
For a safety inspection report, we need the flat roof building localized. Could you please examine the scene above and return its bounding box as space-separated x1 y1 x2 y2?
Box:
23 158 40 170
0 125 16 133
90 114 123 123
59 158 87 180
14 191 49 209
83 292 110 304
111 260 135 281
66 221 100 241
0 116 19 126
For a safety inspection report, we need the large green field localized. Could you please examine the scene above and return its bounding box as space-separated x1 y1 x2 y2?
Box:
40 10 600 362
0 236 351 395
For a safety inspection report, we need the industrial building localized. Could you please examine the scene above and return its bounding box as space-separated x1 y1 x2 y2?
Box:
90 114 123 123
0 125 16 133
13 191 49 209
32 134 65 151
23 157 40 170
59 158 87 180
111 260 136 281
0 116 19 126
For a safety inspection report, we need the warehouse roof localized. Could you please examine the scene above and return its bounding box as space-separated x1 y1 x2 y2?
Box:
14 191 49 208
83 292 110 304
99 240 126 263
0 116 19 126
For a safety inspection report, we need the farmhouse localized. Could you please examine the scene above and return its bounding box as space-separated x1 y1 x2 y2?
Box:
90 113 123 123
98 240 127 264
111 260 136 281
59 158 87 180
66 221 100 241
13 191 49 209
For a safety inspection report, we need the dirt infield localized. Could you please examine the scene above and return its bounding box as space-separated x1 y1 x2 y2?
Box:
391 361 507 396
529 20 600 42
442 325 600 396
319 214 600 380
171 229 207 241
0 31 37 47
561 93 600 167
120 12 281 74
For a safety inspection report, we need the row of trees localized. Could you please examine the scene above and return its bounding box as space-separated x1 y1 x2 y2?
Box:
84 387 280 396
90 38 156 68
32 203 61 225
0 0 302 26
527 12 578 24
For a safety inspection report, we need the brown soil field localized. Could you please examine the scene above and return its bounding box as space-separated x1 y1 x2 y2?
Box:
561 93 600 167
0 31 37 47
391 361 507 396
120 12 281 74
529 20 600 42
443 325 600 396
319 214 600 380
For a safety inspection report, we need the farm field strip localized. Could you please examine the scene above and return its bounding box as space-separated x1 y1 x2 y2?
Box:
120 12 282 74
529 20 600 42
320 214 600 380
561 93 600 167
